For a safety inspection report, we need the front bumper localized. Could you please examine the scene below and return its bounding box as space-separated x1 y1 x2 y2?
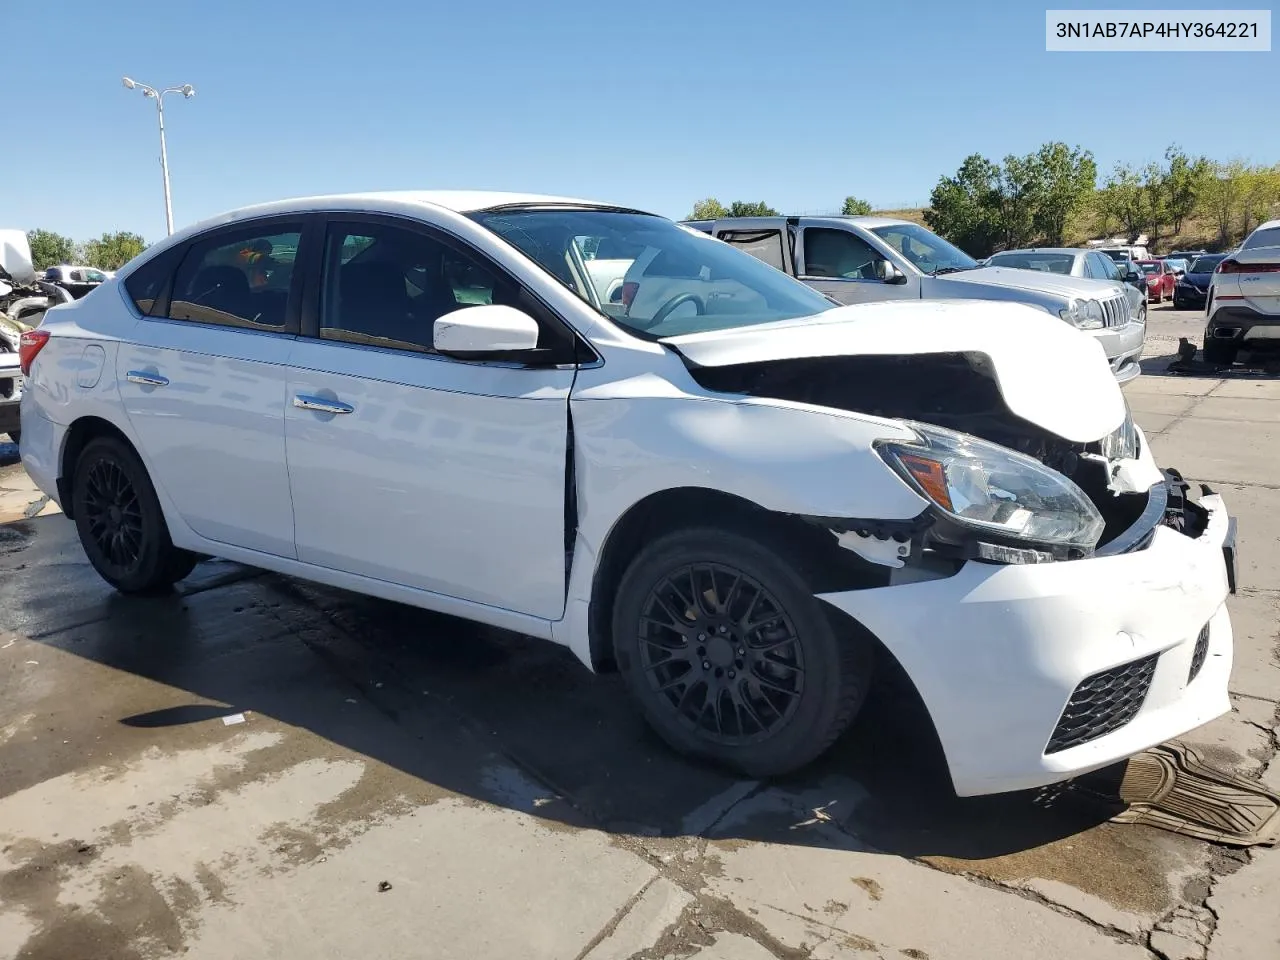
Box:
1089 319 1145 384
819 475 1235 797
1174 285 1208 307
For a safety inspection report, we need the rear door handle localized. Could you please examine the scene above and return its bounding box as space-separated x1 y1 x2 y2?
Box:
126 371 169 387
293 394 354 415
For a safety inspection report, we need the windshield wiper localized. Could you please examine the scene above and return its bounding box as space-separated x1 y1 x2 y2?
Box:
931 266 970 276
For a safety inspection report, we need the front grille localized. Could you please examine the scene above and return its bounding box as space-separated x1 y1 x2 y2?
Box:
1101 295 1129 328
1188 623 1211 684
1046 653 1159 754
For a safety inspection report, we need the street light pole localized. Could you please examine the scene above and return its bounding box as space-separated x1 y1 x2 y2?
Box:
122 78 196 236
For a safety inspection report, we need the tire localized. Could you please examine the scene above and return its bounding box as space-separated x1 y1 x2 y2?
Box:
1202 338 1237 368
70 436 197 593
612 526 873 777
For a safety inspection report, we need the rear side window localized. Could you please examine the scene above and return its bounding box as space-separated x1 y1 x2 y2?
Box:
123 246 183 316
719 230 785 270
167 226 303 329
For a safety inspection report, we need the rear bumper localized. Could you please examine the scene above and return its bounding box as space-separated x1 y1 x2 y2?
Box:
819 472 1234 797
1206 304 1280 342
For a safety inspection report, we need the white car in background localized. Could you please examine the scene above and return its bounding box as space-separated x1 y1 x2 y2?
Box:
1204 219 1280 366
20 191 1236 797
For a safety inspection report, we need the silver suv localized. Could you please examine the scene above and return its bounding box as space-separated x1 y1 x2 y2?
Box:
682 216 1147 383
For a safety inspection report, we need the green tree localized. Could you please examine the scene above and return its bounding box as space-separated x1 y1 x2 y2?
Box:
82 232 148 271
1200 161 1247 245
993 152 1037 249
841 196 873 216
924 153 1003 256
1163 145 1212 234
1238 164 1280 237
688 197 727 220
25 229 78 270
1098 164 1146 239
1027 142 1096 245
726 201 779 217
1140 161 1169 247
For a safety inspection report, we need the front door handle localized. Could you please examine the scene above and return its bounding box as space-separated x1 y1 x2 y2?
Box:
126 371 169 387
293 394 354 415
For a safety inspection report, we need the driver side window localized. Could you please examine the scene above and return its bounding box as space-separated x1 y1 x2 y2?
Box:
802 228 882 279
319 221 504 354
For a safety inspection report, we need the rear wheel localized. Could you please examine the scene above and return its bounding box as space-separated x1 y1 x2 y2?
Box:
612 526 873 777
1202 337 1237 368
70 436 197 593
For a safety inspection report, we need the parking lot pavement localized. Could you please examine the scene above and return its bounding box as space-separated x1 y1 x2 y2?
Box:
1 316 1277 960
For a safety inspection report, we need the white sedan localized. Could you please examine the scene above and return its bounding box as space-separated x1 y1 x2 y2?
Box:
18 191 1237 796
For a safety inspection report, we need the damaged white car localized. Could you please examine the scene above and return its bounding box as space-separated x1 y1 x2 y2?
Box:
20 192 1237 796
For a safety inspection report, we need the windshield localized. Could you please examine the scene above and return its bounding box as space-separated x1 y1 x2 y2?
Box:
1189 255 1224 273
1243 226 1280 250
469 208 836 337
1101 250 1130 263
869 223 977 273
985 252 1074 275
1138 262 1160 275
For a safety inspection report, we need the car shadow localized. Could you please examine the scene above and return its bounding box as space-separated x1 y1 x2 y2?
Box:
1 515 1121 864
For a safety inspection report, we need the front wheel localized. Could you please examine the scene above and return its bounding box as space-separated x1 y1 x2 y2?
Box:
71 436 197 593
612 527 873 777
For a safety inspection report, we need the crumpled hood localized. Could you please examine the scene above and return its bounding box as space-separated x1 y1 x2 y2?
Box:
940 266 1120 301
662 300 1126 444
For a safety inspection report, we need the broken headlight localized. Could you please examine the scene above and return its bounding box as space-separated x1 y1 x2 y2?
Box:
1098 408 1140 461
876 422 1104 553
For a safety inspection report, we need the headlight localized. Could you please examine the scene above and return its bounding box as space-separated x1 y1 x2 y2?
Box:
1059 298 1104 330
1099 407 1140 461
877 422 1104 553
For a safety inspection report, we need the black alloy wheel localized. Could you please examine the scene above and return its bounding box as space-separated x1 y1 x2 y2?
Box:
613 527 873 777
637 562 805 744
71 436 197 593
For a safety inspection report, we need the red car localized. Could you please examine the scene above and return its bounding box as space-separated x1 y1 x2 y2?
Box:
1137 259 1177 303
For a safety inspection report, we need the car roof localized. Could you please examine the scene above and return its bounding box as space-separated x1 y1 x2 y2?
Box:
1252 218 1280 233
989 247 1085 255
181 190 646 237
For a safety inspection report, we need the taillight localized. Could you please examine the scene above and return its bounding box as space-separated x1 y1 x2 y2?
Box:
18 329 50 376
620 281 639 312
1218 258 1280 274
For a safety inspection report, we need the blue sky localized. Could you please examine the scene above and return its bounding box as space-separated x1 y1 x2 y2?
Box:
6 0 1276 242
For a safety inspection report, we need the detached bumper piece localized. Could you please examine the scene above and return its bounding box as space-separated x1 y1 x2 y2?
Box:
1188 623 1211 684
1046 653 1159 754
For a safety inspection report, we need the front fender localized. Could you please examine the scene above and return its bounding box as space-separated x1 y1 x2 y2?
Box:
572 393 928 547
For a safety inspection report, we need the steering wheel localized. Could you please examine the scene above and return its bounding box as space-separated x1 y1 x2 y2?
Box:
635 292 706 330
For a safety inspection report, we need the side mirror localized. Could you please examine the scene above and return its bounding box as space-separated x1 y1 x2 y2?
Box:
433 304 541 360
1124 271 1140 283
875 260 908 285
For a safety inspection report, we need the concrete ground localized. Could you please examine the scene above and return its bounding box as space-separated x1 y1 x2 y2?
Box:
1 306 1277 960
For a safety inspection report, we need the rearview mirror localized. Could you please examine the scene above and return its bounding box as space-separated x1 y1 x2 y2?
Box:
433 304 540 360
875 260 908 285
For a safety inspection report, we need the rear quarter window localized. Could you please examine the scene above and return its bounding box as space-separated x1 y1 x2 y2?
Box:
123 246 184 316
